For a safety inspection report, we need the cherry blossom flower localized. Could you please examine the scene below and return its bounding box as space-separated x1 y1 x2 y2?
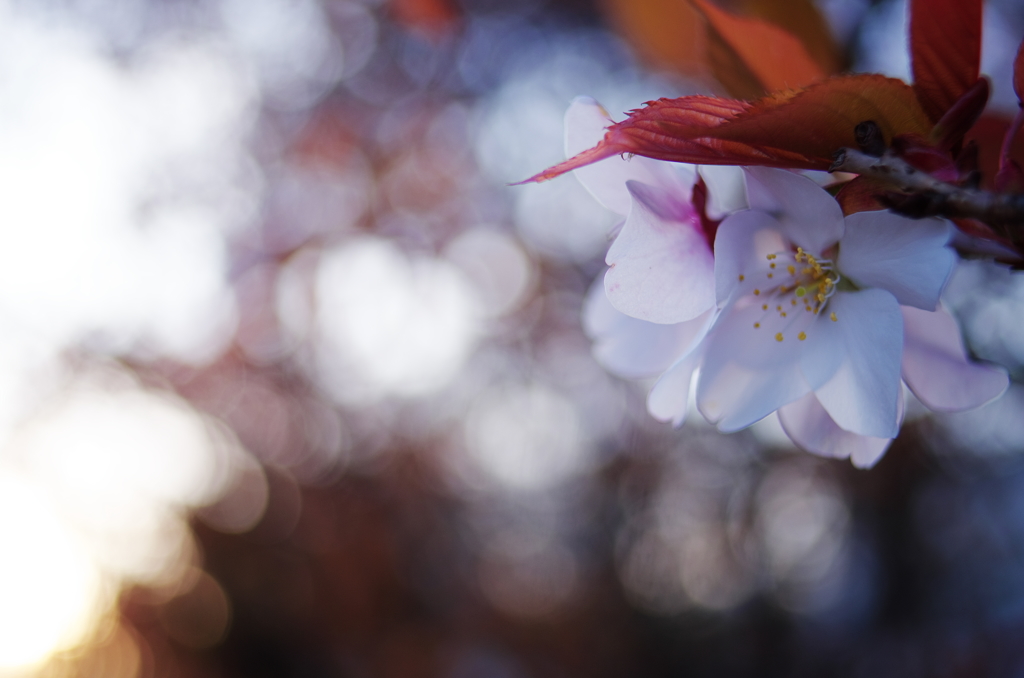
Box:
566 101 1005 468
645 167 1009 467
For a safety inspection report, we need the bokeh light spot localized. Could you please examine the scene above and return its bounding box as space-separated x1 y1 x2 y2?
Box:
314 238 481 402
0 474 106 671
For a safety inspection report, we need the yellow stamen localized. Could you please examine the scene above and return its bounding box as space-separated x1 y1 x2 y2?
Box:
738 274 745 282
830 311 837 322
744 249 839 338
798 331 807 341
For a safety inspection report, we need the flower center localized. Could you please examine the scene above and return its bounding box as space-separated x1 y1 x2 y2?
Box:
739 248 840 342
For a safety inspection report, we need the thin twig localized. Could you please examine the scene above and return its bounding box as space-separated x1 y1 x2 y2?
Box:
829 148 1024 228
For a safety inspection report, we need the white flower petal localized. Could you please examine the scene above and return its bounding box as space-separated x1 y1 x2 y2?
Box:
901 304 1009 411
743 167 844 254
698 165 747 219
648 351 701 426
605 181 715 323
778 391 896 468
565 97 693 217
698 361 811 433
583 277 709 379
838 212 954 310
713 210 788 306
696 301 813 431
814 290 904 438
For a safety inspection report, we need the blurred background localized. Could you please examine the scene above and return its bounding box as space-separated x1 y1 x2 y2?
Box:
1 0 1024 676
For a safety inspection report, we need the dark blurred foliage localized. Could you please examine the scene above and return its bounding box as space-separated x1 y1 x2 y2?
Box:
21 0 1024 676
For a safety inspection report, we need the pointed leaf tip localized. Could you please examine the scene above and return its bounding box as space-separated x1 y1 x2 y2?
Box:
517 139 626 184
520 76 930 183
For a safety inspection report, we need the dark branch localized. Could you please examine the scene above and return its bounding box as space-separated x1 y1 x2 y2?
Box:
829 147 1024 229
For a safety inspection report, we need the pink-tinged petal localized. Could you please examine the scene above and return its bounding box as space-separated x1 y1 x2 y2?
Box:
778 391 896 469
713 210 788 305
901 304 1009 411
565 97 695 217
696 301 813 431
838 211 953 310
605 181 715 323
582 277 708 379
813 290 904 438
743 167 844 255
697 165 747 219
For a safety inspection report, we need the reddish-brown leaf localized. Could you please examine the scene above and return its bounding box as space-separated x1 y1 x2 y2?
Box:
597 0 707 80
691 0 826 95
715 75 932 162
909 0 982 123
523 75 932 183
705 24 770 100
596 0 840 98
740 0 841 77
521 97 750 183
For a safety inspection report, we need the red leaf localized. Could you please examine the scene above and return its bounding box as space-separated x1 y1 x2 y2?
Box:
521 96 751 183
909 0 982 123
523 74 931 183
597 0 707 81
690 0 826 95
